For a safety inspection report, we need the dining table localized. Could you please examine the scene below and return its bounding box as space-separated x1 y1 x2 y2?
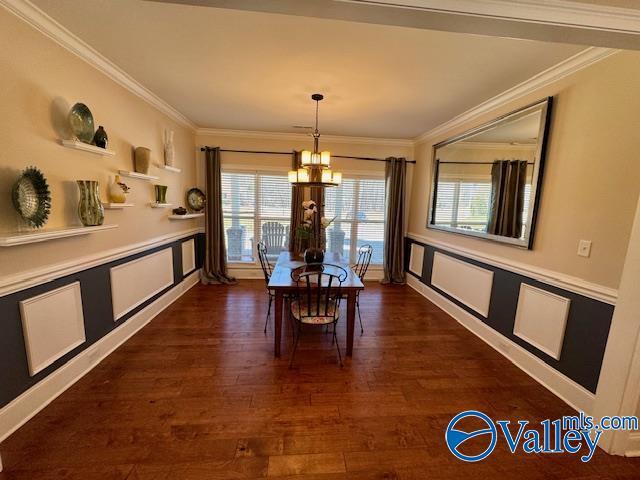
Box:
267 251 365 358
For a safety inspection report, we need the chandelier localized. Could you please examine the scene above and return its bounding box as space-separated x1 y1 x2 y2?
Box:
288 94 342 187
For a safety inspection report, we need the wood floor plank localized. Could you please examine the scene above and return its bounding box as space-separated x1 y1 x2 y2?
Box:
0 281 638 479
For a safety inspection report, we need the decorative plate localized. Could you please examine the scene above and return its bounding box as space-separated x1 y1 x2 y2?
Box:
186 188 206 212
68 102 95 144
12 166 51 228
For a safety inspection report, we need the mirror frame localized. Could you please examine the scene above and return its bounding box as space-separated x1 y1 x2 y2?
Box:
427 97 553 249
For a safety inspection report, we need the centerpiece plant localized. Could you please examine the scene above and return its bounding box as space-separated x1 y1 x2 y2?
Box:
296 200 334 263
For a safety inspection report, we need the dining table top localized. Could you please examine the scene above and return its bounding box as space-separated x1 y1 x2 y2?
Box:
267 251 365 290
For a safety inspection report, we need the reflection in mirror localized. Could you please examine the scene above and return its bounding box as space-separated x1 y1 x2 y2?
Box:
428 98 552 248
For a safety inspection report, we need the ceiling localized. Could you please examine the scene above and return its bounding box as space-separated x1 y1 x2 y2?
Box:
32 0 585 139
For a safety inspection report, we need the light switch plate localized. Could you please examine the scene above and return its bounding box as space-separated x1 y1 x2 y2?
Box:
578 240 592 258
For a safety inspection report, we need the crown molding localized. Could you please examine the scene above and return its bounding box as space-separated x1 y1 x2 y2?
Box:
0 0 197 130
414 46 618 144
353 0 640 34
196 127 415 147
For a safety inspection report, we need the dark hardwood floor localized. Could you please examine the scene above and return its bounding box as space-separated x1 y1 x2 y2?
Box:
1 281 638 479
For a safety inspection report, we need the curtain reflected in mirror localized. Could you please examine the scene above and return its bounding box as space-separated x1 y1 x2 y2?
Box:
428 98 552 249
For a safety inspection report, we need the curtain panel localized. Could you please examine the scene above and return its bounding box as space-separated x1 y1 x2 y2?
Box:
288 151 305 256
382 157 406 284
488 160 528 238
202 147 236 285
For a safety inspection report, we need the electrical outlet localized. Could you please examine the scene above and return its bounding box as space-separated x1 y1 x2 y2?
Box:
578 240 592 258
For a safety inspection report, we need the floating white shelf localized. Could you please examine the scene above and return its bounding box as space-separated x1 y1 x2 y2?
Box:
117 170 159 181
169 213 204 220
103 203 134 209
0 224 118 247
150 202 173 208
61 139 115 157
157 164 181 173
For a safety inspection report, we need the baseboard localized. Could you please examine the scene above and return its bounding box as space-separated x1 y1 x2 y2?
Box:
406 275 595 415
0 270 201 443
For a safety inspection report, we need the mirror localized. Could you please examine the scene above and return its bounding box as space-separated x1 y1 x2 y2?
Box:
427 97 552 249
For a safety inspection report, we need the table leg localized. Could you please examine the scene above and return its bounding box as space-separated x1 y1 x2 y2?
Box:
274 291 283 357
346 291 356 357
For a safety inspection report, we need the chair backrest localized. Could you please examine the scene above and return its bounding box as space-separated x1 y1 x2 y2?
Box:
256 241 272 285
290 264 348 323
262 221 287 251
353 244 373 280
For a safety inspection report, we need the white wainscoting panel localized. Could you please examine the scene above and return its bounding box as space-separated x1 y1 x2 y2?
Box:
110 248 174 321
181 239 196 276
20 282 86 376
409 243 425 276
514 283 571 360
431 252 494 317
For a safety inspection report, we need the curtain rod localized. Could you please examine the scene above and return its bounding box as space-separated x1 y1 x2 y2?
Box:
438 161 534 165
200 147 416 164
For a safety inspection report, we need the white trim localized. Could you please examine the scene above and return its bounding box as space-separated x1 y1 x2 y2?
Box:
513 283 571 361
0 228 202 298
20 282 86 376
0 269 200 443
349 0 640 34
0 0 196 130
414 47 618 143
407 231 617 305
431 252 493 317
109 248 174 321
197 128 414 147
0 224 118 247
60 139 115 156
406 274 595 414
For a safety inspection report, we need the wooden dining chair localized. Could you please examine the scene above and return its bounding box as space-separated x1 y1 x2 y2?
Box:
257 241 275 334
289 264 348 368
353 244 373 334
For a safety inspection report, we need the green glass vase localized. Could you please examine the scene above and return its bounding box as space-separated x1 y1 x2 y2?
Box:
77 180 104 226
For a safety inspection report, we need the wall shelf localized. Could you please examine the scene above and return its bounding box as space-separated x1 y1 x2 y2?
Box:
103 203 134 209
156 164 181 173
117 170 159 181
0 224 118 247
61 139 115 157
169 213 204 220
150 203 173 208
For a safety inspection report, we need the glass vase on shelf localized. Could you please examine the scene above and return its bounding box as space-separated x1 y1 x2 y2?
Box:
77 180 104 226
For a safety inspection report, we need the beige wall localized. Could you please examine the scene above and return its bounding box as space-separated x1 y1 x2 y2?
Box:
0 9 198 281
409 51 640 290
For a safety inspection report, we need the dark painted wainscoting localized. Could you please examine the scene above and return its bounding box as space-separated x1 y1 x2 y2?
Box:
0 233 205 408
404 237 613 393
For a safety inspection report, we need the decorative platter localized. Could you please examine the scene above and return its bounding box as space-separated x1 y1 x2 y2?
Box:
186 188 206 212
12 166 51 228
69 102 95 144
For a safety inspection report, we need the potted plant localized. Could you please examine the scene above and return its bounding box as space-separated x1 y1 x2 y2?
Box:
296 200 334 264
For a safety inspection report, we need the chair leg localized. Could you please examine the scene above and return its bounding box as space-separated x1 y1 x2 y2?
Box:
356 296 364 335
289 323 300 369
263 295 273 334
333 323 343 368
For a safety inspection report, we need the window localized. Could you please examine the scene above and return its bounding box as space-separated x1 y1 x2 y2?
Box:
325 176 385 264
434 179 492 232
222 171 386 264
222 171 291 262
434 178 532 238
